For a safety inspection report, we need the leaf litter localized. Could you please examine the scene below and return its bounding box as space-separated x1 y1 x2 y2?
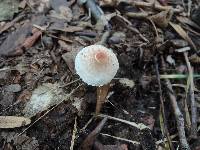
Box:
0 0 200 149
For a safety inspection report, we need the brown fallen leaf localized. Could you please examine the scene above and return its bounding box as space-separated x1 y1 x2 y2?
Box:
176 16 200 31
169 22 197 50
0 116 31 128
62 48 80 73
96 84 110 114
0 21 32 56
149 9 173 28
189 54 200 64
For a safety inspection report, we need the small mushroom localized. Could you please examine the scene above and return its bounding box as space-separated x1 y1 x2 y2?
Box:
75 44 119 86
75 44 119 113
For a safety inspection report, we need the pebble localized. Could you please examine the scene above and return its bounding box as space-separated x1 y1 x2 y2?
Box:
42 36 53 49
171 39 188 48
108 32 126 44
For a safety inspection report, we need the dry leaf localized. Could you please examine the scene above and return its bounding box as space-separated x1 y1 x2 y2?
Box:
149 9 173 28
176 16 200 31
189 54 200 64
62 48 80 73
23 83 69 118
96 84 110 114
0 116 31 128
169 22 197 50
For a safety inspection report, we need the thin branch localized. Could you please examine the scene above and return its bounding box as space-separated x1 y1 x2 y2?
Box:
154 56 174 150
161 56 190 150
184 52 197 138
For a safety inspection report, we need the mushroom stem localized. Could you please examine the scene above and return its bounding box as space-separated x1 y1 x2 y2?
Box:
96 84 110 114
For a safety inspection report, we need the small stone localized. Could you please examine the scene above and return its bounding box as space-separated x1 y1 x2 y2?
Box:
4 84 21 93
108 32 126 44
42 36 53 49
171 39 188 48
166 55 175 66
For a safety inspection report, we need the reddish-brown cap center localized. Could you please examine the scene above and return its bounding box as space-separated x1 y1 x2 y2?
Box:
95 51 108 64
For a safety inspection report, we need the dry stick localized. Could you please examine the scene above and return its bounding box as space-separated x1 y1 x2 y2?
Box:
0 14 25 34
129 1 183 13
70 116 77 150
154 57 174 150
184 52 197 138
161 56 190 150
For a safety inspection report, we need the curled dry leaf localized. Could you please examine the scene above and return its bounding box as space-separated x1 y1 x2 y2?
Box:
149 9 173 28
0 116 31 128
189 54 200 64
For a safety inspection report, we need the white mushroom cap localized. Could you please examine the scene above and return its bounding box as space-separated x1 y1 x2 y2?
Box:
75 45 119 86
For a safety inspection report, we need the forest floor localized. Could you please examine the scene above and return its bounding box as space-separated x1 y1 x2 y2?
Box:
0 0 200 150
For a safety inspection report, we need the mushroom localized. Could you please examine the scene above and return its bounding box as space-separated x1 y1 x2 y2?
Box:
75 44 119 86
75 44 119 113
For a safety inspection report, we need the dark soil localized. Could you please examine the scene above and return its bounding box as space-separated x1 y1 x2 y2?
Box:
0 0 200 150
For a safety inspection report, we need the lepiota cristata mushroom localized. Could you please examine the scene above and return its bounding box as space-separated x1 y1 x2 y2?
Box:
75 44 119 113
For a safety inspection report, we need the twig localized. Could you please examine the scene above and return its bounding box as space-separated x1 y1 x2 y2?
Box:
97 114 149 130
184 52 197 138
126 26 149 43
126 12 149 18
0 14 25 34
100 133 140 145
80 117 108 150
80 116 95 132
161 56 190 150
187 0 192 16
154 56 174 150
70 116 77 150
129 1 183 13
